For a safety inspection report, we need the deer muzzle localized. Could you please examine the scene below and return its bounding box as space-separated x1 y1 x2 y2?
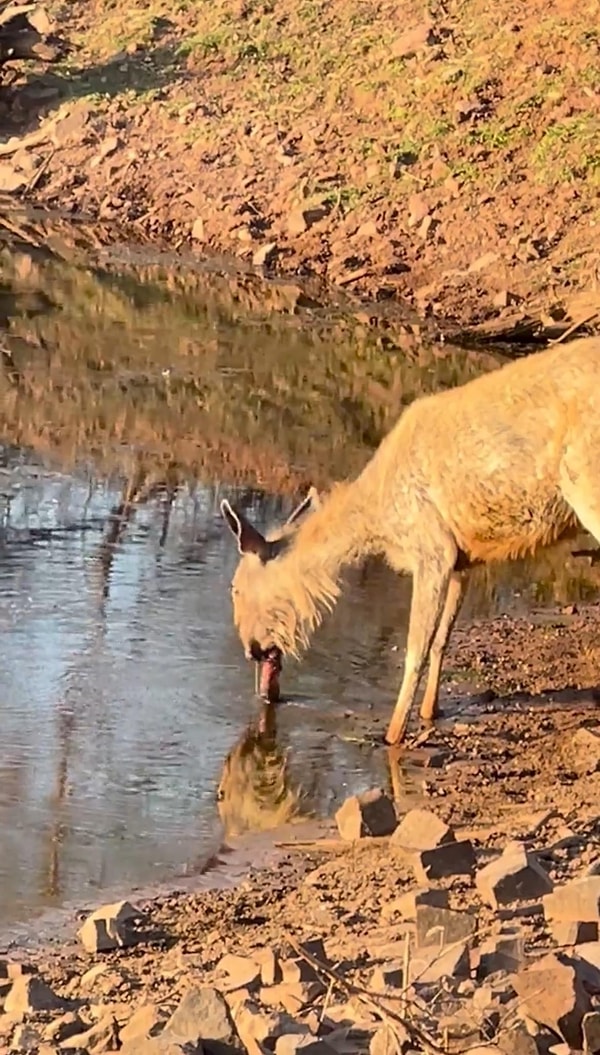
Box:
257 647 282 703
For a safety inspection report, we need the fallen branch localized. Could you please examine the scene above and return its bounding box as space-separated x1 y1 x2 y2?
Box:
549 310 600 345
287 934 444 1055
25 145 53 191
0 125 52 156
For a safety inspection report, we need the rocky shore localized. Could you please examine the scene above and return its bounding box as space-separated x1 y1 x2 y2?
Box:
2 695 600 1055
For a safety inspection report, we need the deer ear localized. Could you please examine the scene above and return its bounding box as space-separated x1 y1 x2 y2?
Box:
220 500 272 560
286 485 322 526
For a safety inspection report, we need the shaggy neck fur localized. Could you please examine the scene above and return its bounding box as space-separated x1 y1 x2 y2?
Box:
263 478 377 657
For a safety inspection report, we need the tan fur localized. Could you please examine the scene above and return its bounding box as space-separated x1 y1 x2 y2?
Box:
223 337 600 744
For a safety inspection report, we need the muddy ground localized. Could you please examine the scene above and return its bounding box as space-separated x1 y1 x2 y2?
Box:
1 0 600 333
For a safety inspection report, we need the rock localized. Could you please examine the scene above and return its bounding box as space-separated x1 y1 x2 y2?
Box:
473 980 515 1010
261 982 322 1015
287 206 329 236
11 1024 42 1051
365 935 412 961
44 1013 86 1043
9 148 40 175
469 252 499 273
164 986 233 1047
233 1000 306 1055
493 290 520 309
80 964 113 988
572 727 600 773
5 976 65 1014
544 877 600 922
574 942 600 974
551 921 598 945
392 21 433 59
391 808 454 852
252 242 278 267
53 104 92 145
120 1005 167 1043
255 947 282 986
276 1037 337 1055
410 941 470 984
335 788 397 841
477 928 525 976
61 1015 120 1051
513 952 592 1049
223 987 253 1009
407 195 430 228
370 962 404 991
216 953 261 990
120 1039 192 1055
191 218 205 242
355 220 378 240
418 215 434 241
93 899 144 925
28 7 55 34
437 1015 483 1052
99 136 120 158
0 163 27 193
412 840 476 882
382 885 449 921
476 843 553 908
460 1049 503 1055
78 900 144 953
583 1011 600 1054
280 959 318 985
497 1027 539 1055
416 904 477 947
370 1024 411 1055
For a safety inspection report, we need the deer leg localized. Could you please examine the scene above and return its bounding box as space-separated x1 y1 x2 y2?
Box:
420 571 465 722
385 560 455 746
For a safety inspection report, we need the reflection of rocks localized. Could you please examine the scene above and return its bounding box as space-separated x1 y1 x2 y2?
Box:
216 704 305 837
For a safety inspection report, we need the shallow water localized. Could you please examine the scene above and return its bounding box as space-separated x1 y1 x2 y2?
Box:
0 210 598 933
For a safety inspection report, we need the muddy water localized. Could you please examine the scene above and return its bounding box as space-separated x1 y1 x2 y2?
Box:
0 210 599 933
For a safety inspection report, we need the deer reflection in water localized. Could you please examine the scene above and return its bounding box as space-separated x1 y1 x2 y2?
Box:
216 703 307 837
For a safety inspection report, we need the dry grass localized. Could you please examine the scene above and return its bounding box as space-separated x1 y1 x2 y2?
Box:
9 0 592 322
49 0 600 194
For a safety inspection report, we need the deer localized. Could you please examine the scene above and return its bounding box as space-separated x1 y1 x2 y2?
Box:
221 336 600 745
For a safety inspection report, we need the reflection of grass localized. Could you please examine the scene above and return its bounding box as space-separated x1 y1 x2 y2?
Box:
0 222 502 492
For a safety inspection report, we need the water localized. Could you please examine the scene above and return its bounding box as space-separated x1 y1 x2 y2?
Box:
0 208 598 932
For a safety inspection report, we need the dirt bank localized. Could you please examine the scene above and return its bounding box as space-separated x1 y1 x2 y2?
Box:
2 0 600 332
2 670 600 1053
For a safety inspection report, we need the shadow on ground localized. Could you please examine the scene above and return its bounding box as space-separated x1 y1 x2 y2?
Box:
1 19 190 133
